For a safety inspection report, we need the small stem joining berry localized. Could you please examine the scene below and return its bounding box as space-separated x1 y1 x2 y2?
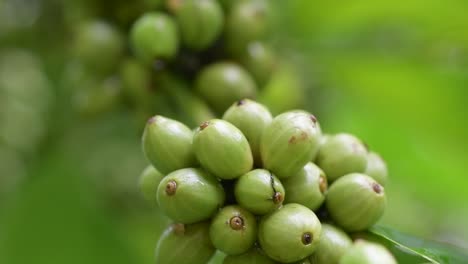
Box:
319 175 327 194
372 182 383 194
229 216 244 230
199 121 210 130
302 232 313 245
165 180 177 196
273 192 283 204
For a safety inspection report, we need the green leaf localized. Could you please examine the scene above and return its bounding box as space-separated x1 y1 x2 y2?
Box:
355 226 468 264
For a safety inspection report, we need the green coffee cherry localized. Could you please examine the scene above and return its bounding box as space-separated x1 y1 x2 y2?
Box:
326 173 386 232
130 12 178 63
339 240 397 264
138 165 164 204
195 62 257 114
282 162 327 211
222 99 273 166
261 111 322 179
142 115 197 174
225 0 271 55
258 64 305 115
239 42 276 87
364 152 388 186
259 203 322 263
234 169 285 215
193 119 253 179
309 224 352 264
157 168 225 223
223 247 278 264
74 20 124 74
209 205 257 255
155 222 216 264
168 0 224 50
316 133 368 182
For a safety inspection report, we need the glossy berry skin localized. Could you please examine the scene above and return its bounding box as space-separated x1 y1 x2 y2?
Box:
193 119 253 179
309 224 352 264
339 240 397 264
130 12 178 63
234 169 285 215
258 203 322 263
195 62 257 114
169 0 224 50
222 99 273 166
282 162 327 211
364 152 388 186
142 115 197 174
138 165 164 204
315 133 368 182
261 111 322 179
155 222 216 264
209 205 257 255
326 173 386 232
157 168 225 224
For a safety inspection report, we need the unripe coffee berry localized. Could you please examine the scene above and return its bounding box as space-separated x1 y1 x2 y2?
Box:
130 12 179 63
234 169 285 215
157 168 225 224
222 99 273 166
309 224 352 264
339 240 397 264
316 133 368 182
364 151 388 186
258 203 322 263
168 0 224 50
142 115 197 174
261 111 322 179
326 173 386 232
193 119 253 179
155 222 216 264
209 205 257 255
138 165 164 204
195 62 257 114
282 162 327 211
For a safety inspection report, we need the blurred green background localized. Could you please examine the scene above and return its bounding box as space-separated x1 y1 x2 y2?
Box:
1 0 467 263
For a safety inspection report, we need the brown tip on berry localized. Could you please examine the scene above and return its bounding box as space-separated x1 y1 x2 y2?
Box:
319 175 328 194
172 223 185 235
288 136 296 144
310 115 317 124
199 121 210 130
237 99 246 106
363 141 370 151
273 192 283 204
372 182 383 194
229 216 244 230
165 180 177 196
302 232 313 245
147 116 158 124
